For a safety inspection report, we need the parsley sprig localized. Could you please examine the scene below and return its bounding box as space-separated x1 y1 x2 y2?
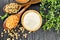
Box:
0 13 8 20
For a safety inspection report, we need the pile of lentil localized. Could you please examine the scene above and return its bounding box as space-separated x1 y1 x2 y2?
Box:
0 24 31 40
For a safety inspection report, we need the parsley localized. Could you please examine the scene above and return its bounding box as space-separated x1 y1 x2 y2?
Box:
0 13 8 20
40 0 60 31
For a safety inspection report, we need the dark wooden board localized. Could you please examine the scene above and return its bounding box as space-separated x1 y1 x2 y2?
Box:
0 0 60 40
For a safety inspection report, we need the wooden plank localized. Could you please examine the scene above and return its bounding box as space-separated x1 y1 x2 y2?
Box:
0 0 60 40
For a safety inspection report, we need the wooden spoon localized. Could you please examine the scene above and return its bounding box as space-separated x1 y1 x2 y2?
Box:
15 0 41 10
20 0 41 7
3 0 41 30
16 0 41 11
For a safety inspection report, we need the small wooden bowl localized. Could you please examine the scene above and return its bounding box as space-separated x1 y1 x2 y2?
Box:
21 10 42 32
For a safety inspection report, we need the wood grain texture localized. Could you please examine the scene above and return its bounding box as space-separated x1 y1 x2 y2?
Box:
0 0 60 40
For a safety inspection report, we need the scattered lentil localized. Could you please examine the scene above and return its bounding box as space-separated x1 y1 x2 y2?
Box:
1 32 3 34
12 38 14 40
18 30 20 32
28 31 31 34
7 38 11 40
19 27 25 33
1 34 3 37
8 30 10 33
4 29 6 31
23 33 28 38
15 33 18 39
4 29 7 33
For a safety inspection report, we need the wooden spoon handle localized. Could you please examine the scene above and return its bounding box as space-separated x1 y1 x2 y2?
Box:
21 0 40 7
21 2 31 7
16 4 31 18
18 4 31 14
19 0 41 12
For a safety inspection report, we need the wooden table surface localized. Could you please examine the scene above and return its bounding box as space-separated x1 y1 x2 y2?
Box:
0 0 60 40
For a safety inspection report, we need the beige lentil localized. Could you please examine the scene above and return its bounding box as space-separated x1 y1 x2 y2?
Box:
1 34 3 37
23 33 28 38
7 38 11 40
4 3 21 14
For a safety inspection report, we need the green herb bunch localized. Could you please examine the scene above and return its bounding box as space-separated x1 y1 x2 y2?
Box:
40 0 60 31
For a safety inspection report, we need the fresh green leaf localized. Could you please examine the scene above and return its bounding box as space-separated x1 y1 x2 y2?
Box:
0 13 8 20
